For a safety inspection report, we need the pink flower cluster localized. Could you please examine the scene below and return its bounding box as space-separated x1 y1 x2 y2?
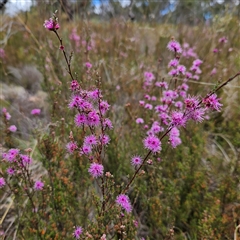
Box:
137 40 223 150
1 148 45 192
66 79 113 177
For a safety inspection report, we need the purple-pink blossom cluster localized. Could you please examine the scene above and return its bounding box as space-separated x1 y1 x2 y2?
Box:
137 40 223 150
1 148 45 192
66 78 112 178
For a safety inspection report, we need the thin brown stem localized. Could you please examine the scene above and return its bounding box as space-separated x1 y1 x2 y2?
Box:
53 30 75 80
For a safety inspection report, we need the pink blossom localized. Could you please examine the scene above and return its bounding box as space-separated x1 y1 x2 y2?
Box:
86 110 100 126
0 178 6 188
219 37 227 43
85 62 92 69
74 113 87 127
168 59 179 67
99 100 110 114
43 18 59 31
31 109 41 115
210 68 217 75
177 65 186 75
190 108 206 122
73 226 83 239
145 103 153 110
203 94 222 111
70 80 80 91
0 48 5 59
7 168 15 176
185 72 192 79
116 194 132 213
168 68 178 76
184 96 199 109
131 156 142 166
84 135 98 146
8 125 17 132
155 81 168 89
193 59 203 67
20 154 32 165
169 127 182 148
88 163 104 178
66 141 78 154
136 118 144 124
167 40 182 53
171 111 187 127
81 145 92 155
34 180 44 191
99 134 110 145
103 118 113 129
143 135 161 153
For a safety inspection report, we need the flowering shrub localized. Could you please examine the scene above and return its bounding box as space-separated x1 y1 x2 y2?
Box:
1 9 240 240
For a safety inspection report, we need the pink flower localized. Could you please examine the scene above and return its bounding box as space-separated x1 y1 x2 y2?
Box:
136 118 144 124
3 109 11 120
168 68 178 76
86 111 100 127
0 48 5 59
20 154 32 165
168 59 179 67
8 125 17 132
169 127 182 148
99 134 110 145
73 226 83 239
203 94 222 111
190 108 206 122
70 80 80 91
31 109 41 115
7 148 19 160
75 113 86 127
210 68 217 75
7 168 15 176
185 72 192 79
145 103 153 110
116 194 132 213
34 180 44 191
0 177 6 188
43 18 59 31
184 96 199 109
103 118 113 129
177 65 186 75
85 62 92 68
66 141 78 154
99 101 110 114
88 163 104 178
131 156 142 166
143 135 161 153
171 111 187 127
80 145 92 155
219 37 227 43
84 135 98 146
167 40 182 53
193 59 203 67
